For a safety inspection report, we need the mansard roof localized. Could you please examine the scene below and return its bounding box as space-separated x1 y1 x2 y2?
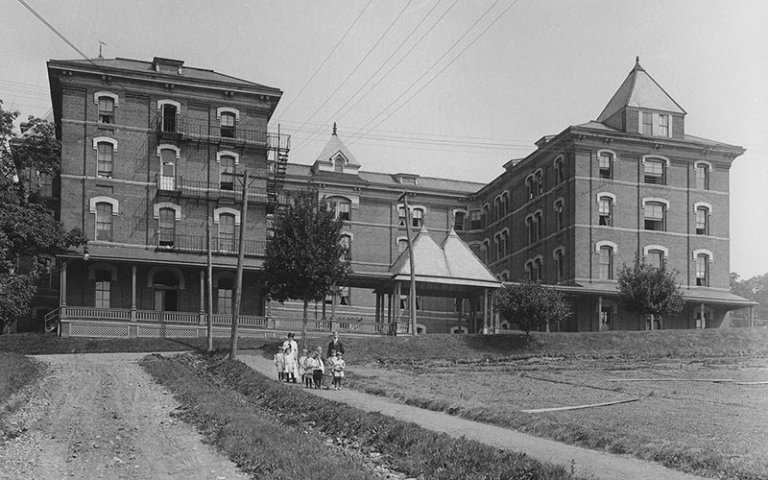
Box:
597 58 686 122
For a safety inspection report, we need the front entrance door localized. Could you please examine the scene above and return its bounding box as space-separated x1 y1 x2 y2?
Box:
154 289 178 312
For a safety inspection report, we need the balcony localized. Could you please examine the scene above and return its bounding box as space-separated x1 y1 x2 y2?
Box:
156 116 290 150
156 174 269 203
155 233 267 257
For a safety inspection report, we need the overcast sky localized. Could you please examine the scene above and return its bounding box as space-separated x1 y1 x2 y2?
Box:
2 0 766 279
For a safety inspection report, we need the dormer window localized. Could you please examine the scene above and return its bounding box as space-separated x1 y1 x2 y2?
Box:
334 155 344 173
642 111 653 135
658 114 669 137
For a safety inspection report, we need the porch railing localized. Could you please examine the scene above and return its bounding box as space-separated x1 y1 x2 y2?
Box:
156 116 291 150
154 233 267 257
156 174 269 203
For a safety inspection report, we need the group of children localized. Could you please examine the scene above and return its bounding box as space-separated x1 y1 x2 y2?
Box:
275 345 345 391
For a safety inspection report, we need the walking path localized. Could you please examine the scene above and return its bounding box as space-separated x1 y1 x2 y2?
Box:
239 352 706 480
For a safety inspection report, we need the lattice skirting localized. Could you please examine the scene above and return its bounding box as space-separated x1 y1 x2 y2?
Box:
138 324 199 338
69 322 131 338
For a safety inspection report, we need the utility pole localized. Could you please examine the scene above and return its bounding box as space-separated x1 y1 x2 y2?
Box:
206 212 213 353
398 191 417 336
229 170 249 360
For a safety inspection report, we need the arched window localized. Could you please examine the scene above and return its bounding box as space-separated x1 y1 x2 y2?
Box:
94 137 117 178
327 196 351 221
97 96 115 124
158 207 176 247
158 100 179 133
501 192 509 217
340 234 352 261
696 252 711 286
643 200 668 231
553 247 565 282
157 144 179 190
95 202 113 241
535 169 544 196
598 151 614 179
695 161 711 190
219 154 236 191
598 194 614 226
595 241 617 280
333 155 344 172
554 199 565 231
397 238 409 254
218 213 236 252
534 211 542 241
411 207 424 228
220 112 236 138
643 157 668 185
554 155 565 184
695 205 710 235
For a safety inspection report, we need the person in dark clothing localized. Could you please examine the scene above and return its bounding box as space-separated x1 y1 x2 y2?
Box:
327 330 345 358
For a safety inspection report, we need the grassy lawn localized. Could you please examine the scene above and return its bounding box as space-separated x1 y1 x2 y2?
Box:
0 351 45 412
141 352 579 480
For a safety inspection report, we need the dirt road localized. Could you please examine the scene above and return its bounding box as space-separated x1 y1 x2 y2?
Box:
0 353 249 480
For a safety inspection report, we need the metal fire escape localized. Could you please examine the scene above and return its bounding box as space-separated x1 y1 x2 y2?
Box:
266 126 290 205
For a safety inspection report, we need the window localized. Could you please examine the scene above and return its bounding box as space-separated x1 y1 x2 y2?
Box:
219 213 236 252
695 206 709 235
481 205 489 228
598 196 613 226
696 253 710 286
501 192 509 217
554 248 564 282
526 216 534 245
217 278 234 314
502 230 509 256
220 112 236 138
411 208 424 228
493 197 500 222
334 156 344 172
533 257 542 281
98 97 115 124
599 246 613 280
642 111 653 135
600 306 613 331
696 163 710 190
94 270 111 308
159 148 176 190
220 155 236 191
158 207 176 247
554 156 565 184
161 103 177 133
647 249 665 269
644 159 666 184
658 114 669 137
469 210 481 230
494 235 501 262
554 200 564 231
526 176 535 200
534 212 542 242
397 238 409 254
340 234 352 261
644 202 666 231
482 240 490 264
327 197 351 221
97 142 113 178
453 211 466 231
535 170 544 196
525 261 533 281
39 172 53 197
95 202 113 241
598 152 613 179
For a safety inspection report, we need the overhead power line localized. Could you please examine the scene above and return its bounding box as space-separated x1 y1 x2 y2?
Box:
348 0 520 147
274 0 375 121
16 0 92 62
291 0 415 152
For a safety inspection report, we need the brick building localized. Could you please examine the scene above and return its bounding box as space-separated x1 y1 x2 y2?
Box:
45 57 752 336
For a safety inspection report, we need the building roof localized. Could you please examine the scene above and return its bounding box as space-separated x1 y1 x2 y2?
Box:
47 57 282 94
314 128 361 167
597 58 686 122
391 227 499 289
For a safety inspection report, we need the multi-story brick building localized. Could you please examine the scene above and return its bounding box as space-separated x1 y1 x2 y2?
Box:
47 56 290 337
46 56 752 336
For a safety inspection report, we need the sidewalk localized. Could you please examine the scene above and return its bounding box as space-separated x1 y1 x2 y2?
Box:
238 352 706 480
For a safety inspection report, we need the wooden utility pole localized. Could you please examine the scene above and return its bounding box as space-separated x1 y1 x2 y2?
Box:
398 191 417 336
229 170 249 360
206 213 214 352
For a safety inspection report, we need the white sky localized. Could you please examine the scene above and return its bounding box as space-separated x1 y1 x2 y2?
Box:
2 0 766 279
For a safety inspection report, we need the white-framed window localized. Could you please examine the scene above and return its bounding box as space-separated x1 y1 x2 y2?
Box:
97 97 115 124
469 209 481 230
157 144 179 190
643 199 668 231
158 207 176 247
93 137 117 178
327 196 351 221
597 194 614 226
411 207 424 228
95 202 113 241
220 112 236 138
658 114 670 137
397 237 409 254
643 245 669 269
334 154 345 173
598 150 614 179
218 213 236 252
695 161 711 190
695 252 711 286
643 157 668 185
219 154 236 191
695 205 710 235
595 240 617 281
158 100 181 133
642 111 653 135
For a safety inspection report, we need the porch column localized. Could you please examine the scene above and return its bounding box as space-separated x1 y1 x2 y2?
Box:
199 269 206 326
597 296 603 332
483 289 489 333
374 291 381 326
130 265 137 322
330 284 337 331
394 281 401 336
700 303 706 329
59 261 67 308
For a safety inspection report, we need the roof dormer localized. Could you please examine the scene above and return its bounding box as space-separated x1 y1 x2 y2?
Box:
152 57 184 75
312 123 361 175
597 58 686 139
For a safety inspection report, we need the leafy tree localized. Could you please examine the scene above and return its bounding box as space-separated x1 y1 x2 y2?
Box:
617 257 684 329
262 186 351 345
0 100 86 333
492 280 570 337
730 272 768 324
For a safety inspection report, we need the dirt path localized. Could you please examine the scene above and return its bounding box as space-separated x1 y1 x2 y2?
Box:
239 352 707 480
0 353 249 480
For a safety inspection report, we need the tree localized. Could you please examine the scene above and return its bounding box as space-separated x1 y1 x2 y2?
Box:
262 186 351 345
0 100 86 333
617 257 684 329
492 280 570 337
730 272 768 325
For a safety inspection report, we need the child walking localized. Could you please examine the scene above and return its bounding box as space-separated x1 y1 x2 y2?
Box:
273 346 285 381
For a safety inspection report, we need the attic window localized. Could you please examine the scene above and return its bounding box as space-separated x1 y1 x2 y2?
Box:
334 156 344 172
152 57 184 74
396 174 418 185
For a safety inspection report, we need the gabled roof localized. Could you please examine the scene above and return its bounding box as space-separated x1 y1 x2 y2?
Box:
314 129 360 167
391 227 499 288
597 58 686 122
